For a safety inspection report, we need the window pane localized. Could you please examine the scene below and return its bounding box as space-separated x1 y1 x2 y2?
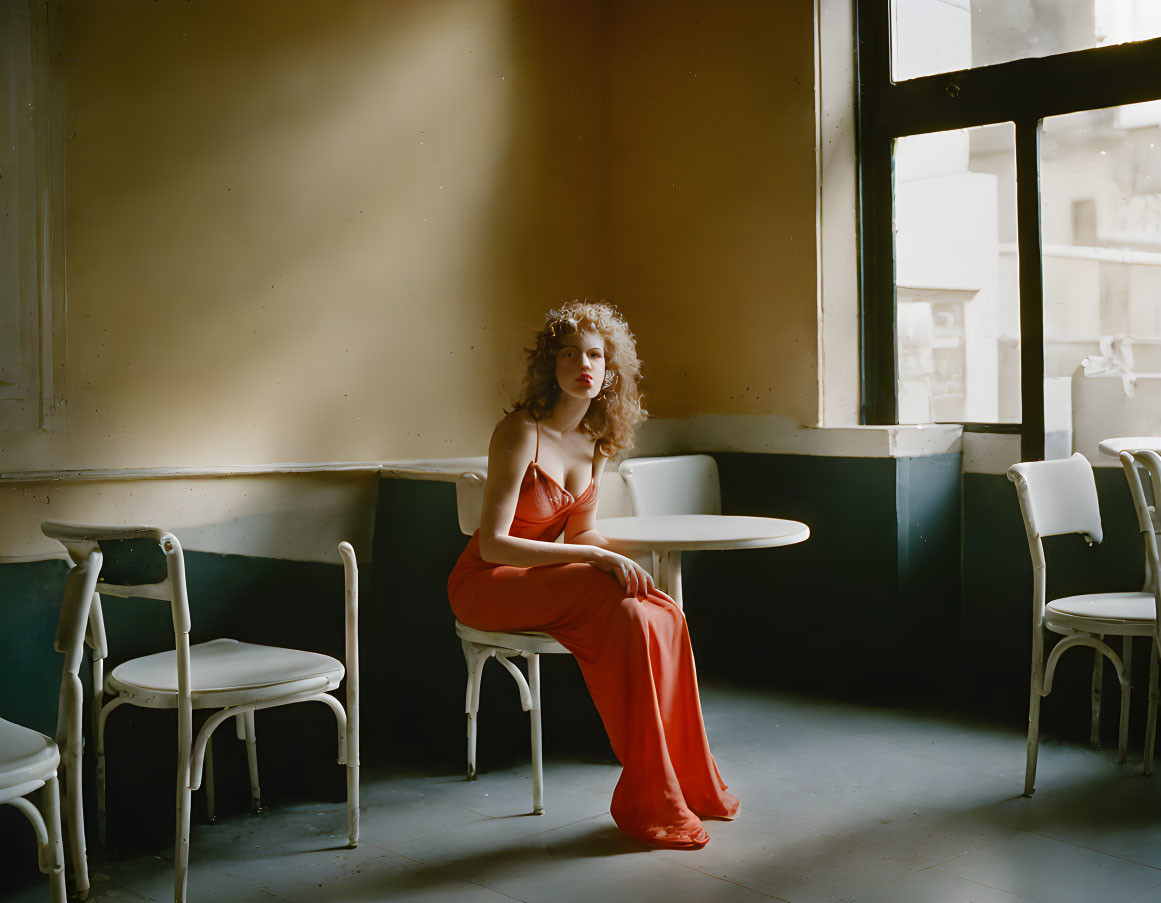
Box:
894 123 1019 423
1042 101 1161 455
892 0 1161 83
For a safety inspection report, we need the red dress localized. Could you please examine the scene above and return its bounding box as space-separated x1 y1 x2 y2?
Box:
447 431 738 849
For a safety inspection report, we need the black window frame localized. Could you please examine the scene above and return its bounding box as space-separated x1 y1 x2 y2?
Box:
855 0 1161 461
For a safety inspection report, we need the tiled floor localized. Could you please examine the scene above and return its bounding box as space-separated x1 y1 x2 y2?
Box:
10 686 1161 903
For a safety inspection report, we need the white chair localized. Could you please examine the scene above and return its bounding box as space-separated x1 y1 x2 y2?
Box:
2 541 108 903
40 522 360 903
52 544 101 901
1008 453 1158 796
619 454 721 517
1119 447 1161 753
453 472 571 815
1121 447 1161 599
1 718 67 903
618 454 720 608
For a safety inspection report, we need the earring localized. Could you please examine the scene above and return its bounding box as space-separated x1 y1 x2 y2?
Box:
602 370 615 390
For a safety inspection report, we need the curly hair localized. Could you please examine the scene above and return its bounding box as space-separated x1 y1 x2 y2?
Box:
512 299 647 457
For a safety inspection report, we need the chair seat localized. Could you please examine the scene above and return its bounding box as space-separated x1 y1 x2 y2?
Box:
1046 591 1157 635
455 621 570 655
0 717 59 793
108 638 344 709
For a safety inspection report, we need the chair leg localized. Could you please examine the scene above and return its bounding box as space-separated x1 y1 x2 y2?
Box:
174 750 193 903
243 711 261 813
466 711 480 781
462 640 487 781
1119 636 1134 765
204 735 216 823
94 698 127 852
1025 657 1044 797
1091 641 1104 747
1146 642 1159 776
528 653 544 816
346 734 359 848
91 658 104 764
42 776 67 903
94 698 127 853
96 746 107 847
64 723 89 898
56 668 89 899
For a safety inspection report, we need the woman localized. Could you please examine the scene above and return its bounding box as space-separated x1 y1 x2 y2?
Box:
447 299 738 850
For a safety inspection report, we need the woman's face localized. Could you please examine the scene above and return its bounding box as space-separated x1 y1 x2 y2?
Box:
555 329 607 402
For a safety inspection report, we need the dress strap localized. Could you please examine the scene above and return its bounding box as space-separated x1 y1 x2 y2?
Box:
534 422 540 463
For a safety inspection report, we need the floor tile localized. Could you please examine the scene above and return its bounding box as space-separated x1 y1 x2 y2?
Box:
843 866 1029 902
390 766 612 823
939 829 1161 903
661 822 914 903
430 816 776 903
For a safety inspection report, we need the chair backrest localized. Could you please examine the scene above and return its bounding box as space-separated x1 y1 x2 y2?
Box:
40 522 194 763
41 520 360 709
619 455 721 516
1007 453 1104 546
1120 449 1161 531
1120 449 1161 595
41 522 191 656
456 473 486 535
594 469 633 518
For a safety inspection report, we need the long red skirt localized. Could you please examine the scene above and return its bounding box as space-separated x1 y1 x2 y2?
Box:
449 560 738 848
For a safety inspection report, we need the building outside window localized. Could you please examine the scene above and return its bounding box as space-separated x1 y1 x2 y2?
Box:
859 0 1161 459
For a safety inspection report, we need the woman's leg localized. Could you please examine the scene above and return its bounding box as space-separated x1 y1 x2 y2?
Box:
567 591 707 847
452 564 733 845
637 594 739 819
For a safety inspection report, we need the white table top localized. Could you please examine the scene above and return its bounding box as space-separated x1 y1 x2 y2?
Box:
1097 437 1161 458
595 514 810 552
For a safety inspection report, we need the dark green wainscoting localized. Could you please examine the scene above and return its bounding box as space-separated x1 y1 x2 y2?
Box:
685 452 962 703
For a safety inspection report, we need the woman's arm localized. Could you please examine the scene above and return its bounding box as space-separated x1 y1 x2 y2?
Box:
476 417 653 595
563 451 656 597
477 414 603 568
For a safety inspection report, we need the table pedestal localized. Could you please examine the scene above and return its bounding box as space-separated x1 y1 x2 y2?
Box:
654 551 683 610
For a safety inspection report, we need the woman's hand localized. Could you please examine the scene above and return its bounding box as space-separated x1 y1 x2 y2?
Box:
589 549 655 598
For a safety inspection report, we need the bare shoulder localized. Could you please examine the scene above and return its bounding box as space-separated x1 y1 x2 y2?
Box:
489 411 538 469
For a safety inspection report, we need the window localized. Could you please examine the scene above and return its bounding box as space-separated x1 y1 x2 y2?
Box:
891 0 1161 82
894 123 1019 424
857 0 1161 460
1 0 63 433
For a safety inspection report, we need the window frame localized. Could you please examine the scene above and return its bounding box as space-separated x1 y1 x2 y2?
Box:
855 0 1161 460
1 0 64 434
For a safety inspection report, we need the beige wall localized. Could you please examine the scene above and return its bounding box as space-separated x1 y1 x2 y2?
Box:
6 0 609 473
0 0 821 560
606 1 820 424
0 471 378 562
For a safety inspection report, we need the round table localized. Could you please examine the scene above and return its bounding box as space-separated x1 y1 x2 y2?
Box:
1097 437 1161 458
595 514 810 609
